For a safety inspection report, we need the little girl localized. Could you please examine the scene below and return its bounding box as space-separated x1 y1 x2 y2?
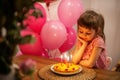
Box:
71 10 111 69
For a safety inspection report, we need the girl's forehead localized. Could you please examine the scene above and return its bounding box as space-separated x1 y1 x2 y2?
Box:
78 26 91 31
78 26 95 32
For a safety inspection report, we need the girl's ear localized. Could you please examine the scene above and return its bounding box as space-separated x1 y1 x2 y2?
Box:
97 27 101 33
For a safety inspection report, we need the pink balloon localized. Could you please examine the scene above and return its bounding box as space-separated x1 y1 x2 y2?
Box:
41 20 67 50
59 27 77 52
19 30 49 57
58 0 83 27
23 2 47 34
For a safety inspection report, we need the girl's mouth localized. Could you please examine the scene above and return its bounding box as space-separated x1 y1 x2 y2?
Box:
77 36 81 40
78 36 87 41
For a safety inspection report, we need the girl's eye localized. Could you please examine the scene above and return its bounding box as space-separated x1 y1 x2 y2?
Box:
79 31 83 33
86 33 91 35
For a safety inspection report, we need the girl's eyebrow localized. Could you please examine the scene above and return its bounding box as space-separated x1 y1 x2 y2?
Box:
87 32 92 34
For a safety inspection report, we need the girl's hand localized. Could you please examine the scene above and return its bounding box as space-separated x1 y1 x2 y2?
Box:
77 37 88 46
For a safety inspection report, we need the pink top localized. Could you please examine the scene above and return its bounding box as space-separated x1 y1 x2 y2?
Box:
81 36 108 69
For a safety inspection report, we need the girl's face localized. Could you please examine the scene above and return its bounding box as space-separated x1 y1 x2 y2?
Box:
78 26 96 42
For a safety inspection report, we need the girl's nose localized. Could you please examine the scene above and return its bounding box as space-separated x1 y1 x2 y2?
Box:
80 35 85 39
82 33 87 37
81 34 88 40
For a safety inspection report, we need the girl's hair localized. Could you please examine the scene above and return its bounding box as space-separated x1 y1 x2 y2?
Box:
98 14 105 41
77 10 105 41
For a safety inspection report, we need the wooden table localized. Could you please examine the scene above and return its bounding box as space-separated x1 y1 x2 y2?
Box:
13 55 120 80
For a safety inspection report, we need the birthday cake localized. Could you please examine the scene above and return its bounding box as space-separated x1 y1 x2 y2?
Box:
53 63 80 72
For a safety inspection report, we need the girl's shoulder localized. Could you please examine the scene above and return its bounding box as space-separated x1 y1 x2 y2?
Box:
93 35 104 43
92 35 105 48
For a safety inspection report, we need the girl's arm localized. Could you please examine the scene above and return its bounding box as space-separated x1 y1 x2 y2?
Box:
79 46 102 68
71 38 87 64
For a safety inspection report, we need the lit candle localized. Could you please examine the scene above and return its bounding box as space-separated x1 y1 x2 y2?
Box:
60 55 63 63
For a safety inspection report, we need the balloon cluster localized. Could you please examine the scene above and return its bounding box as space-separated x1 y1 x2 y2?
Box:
19 0 83 57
